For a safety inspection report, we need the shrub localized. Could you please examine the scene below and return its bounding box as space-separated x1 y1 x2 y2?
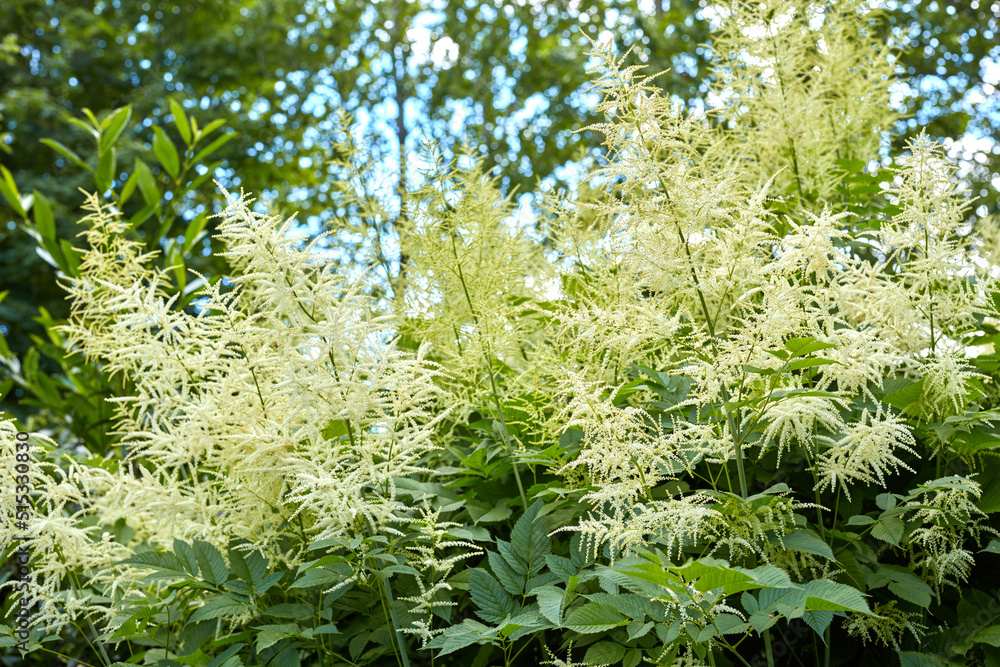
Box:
4 1 1000 665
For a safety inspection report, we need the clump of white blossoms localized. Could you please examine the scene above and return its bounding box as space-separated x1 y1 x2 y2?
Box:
11 187 452 631
542 0 998 571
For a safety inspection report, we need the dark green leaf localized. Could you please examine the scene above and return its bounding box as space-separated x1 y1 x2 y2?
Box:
173 539 199 577
803 580 871 613
469 569 516 624
188 595 252 624
563 603 627 634
192 540 229 586
779 530 835 561
509 499 551 579
584 641 626 665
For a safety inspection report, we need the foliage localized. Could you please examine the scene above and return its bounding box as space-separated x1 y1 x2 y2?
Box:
3 1 1000 666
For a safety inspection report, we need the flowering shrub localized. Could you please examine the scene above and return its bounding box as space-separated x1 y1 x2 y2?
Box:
4 0 1000 666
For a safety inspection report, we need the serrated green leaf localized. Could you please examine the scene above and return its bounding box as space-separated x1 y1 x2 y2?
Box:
759 586 806 621
871 516 904 546
784 337 836 357
667 558 794 595
878 565 932 608
497 539 528 577
256 572 283 596
119 549 190 581
713 613 749 635
470 569 516 624
563 602 626 634
510 499 551 579
897 652 947 667
802 610 834 641
546 554 576 581
585 592 665 622
426 619 495 657
291 567 345 590
876 493 897 510
779 530 835 561
205 644 245 667
255 623 301 651
981 539 1000 554
533 586 564 625
627 620 654 640
973 626 1000 647
474 501 512 523
173 539 199 576
269 646 300 667
188 595 252 624
488 550 523 596
835 158 866 173
192 540 229 586
229 547 269 593
584 641 626 665
785 357 839 371
884 379 924 414
265 603 313 620
803 580 871 613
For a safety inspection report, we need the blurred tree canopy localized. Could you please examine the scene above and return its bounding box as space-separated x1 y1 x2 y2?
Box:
1 0 998 419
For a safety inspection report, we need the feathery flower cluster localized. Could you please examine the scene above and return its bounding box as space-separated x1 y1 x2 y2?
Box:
903 478 998 594
399 500 483 647
19 188 451 632
815 408 917 500
843 601 925 650
555 0 996 568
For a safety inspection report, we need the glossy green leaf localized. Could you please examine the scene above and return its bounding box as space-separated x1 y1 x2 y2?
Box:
100 105 132 154
31 190 55 242
0 165 25 217
96 146 116 192
152 126 180 178
191 131 235 164
169 98 192 145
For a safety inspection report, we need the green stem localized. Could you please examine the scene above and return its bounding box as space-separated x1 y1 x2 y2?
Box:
448 230 528 508
763 629 776 667
382 575 412 667
38 647 99 667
